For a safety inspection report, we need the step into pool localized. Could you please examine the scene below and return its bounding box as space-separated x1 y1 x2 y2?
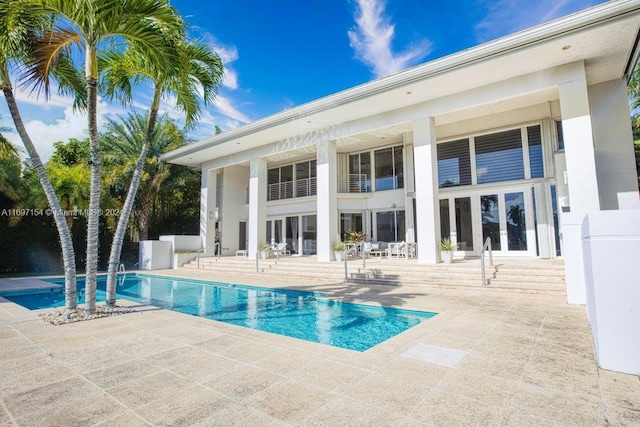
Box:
1 274 437 352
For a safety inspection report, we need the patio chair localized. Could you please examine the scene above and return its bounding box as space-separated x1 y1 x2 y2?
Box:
387 242 405 258
269 242 290 257
362 242 373 257
388 241 416 259
369 242 388 258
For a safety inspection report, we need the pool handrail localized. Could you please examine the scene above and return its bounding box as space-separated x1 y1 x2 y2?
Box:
481 237 494 286
196 242 221 269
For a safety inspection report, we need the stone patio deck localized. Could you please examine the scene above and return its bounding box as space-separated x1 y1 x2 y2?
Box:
0 269 638 426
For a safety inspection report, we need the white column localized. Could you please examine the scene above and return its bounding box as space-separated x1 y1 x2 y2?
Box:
248 158 267 259
404 134 416 242
317 140 338 262
588 79 640 210
558 66 600 212
200 169 217 255
413 117 441 263
558 63 600 304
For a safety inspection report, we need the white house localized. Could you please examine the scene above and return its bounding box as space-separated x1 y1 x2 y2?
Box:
165 0 639 261
162 0 640 374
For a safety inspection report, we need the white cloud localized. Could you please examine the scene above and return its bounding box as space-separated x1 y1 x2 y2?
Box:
3 100 112 162
12 83 76 110
214 95 251 124
191 31 253 131
348 0 433 78
201 33 240 90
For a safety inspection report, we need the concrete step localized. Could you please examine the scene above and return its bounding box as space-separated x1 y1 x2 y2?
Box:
491 274 565 283
180 256 566 295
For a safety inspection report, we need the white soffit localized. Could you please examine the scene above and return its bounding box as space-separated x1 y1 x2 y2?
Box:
164 2 640 168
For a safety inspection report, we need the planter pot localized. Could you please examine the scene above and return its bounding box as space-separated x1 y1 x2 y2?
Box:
260 251 267 260
335 251 344 262
442 251 453 264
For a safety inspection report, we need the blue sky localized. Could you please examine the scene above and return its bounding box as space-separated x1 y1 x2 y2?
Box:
0 0 607 161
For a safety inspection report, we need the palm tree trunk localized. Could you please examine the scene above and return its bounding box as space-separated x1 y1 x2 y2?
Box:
138 198 152 242
84 74 102 315
2 86 77 311
105 108 158 306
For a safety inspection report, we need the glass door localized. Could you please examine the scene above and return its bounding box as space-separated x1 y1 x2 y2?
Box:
439 196 476 256
478 188 535 256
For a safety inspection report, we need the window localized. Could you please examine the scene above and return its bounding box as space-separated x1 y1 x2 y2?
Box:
295 160 316 197
475 129 524 184
348 152 371 192
527 125 544 178
266 220 272 243
439 199 450 240
267 165 294 200
375 210 405 242
302 215 317 255
437 138 471 188
340 213 363 239
556 121 564 150
374 146 403 191
268 160 316 200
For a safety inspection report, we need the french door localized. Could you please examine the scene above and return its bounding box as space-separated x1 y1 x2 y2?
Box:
440 187 536 257
479 188 535 256
439 196 476 256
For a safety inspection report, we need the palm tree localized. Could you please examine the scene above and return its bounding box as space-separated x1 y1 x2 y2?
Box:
0 130 22 203
0 7 81 312
101 40 222 306
10 0 186 314
102 112 187 237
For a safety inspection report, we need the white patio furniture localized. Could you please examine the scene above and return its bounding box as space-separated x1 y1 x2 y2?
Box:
269 242 290 257
387 241 416 259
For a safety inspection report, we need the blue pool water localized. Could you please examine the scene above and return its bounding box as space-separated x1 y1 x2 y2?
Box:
2 274 436 351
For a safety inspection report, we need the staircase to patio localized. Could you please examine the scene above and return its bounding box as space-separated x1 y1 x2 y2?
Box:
181 256 566 295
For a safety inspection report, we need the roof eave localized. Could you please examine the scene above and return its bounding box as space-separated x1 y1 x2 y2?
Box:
162 0 640 165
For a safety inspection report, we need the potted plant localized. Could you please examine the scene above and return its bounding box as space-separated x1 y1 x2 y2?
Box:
439 237 457 264
332 241 346 261
344 230 366 244
258 242 271 259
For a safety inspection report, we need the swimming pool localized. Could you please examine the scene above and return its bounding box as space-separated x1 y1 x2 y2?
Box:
2 274 436 351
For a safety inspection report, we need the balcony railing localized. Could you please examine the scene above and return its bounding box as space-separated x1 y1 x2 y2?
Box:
267 177 317 201
338 173 370 193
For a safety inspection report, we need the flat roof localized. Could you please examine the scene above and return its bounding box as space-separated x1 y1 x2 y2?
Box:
164 0 640 168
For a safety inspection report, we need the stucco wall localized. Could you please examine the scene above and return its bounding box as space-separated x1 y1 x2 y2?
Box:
220 165 249 253
588 79 640 210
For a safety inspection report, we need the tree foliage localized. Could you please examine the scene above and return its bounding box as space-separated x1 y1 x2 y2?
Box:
0 123 200 275
628 63 640 188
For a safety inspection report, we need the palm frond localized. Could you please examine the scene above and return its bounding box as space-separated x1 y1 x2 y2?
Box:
20 28 83 101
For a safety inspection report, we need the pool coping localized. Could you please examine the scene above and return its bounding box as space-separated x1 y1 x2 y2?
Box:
0 269 639 425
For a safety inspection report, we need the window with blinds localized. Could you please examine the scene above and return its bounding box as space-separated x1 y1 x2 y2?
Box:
475 129 524 184
437 138 471 188
527 125 544 178
556 121 564 150
374 146 403 191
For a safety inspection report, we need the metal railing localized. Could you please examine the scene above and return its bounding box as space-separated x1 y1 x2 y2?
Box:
295 177 317 198
118 263 126 287
337 174 369 193
267 177 317 201
343 242 367 282
196 242 221 269
480 237 494 286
